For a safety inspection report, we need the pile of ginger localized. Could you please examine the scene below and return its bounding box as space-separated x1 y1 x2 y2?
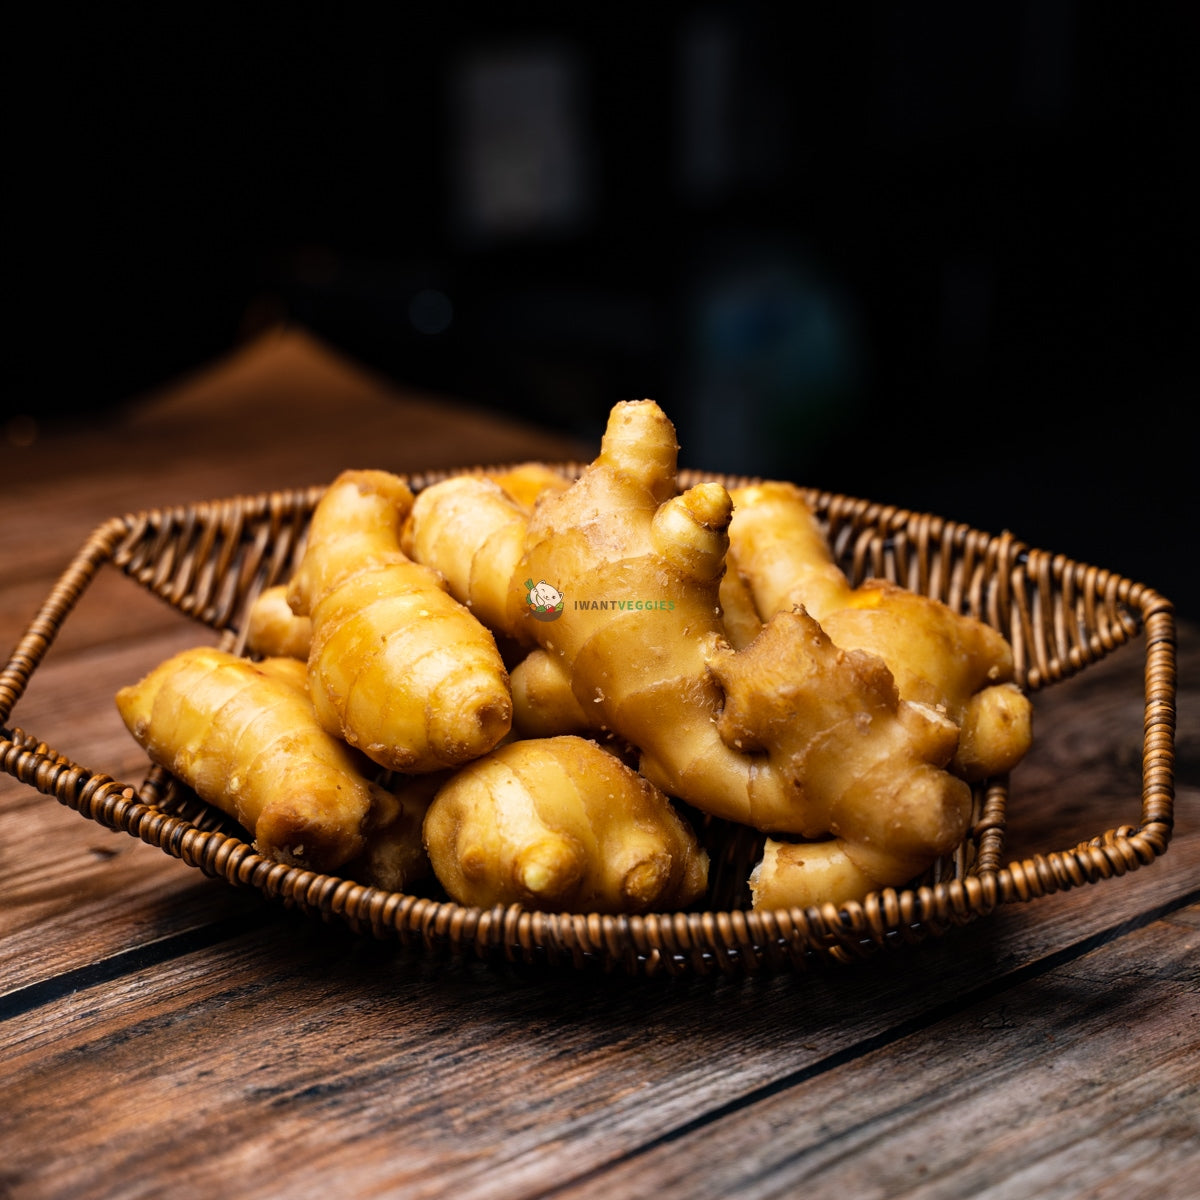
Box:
116 400 1033 915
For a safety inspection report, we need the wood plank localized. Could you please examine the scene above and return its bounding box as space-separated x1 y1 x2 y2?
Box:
0 568 191 663
0 623 267 991
546 911 1200 1200
1 828 1196 1200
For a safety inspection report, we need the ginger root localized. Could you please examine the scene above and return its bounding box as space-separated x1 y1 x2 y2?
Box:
117 647 383 874
721 482 850 631
749 839 902 914
404 399 802 832
708 609 975 909
344 771 441 893
245 584 312 660
116 646 433 889
402 473 534 640
487 462 572 511
117 401 1037 917
423 735 708 913
287 469 512 773
508 645 593 738
724 481 1032 781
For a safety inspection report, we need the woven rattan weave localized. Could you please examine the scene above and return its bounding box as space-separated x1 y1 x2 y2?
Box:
0 467 1177 976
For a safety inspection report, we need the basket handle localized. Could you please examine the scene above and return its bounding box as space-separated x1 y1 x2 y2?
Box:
993 600 1177 905
0 516 129 727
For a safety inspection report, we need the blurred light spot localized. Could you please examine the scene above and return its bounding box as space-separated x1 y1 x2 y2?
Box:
683 242 861 476
450 41 592 243
409 289 454 335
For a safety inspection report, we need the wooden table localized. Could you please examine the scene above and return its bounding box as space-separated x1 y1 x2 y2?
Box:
2 330 1196 1199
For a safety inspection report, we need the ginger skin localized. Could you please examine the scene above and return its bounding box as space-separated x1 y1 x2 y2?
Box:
398 465 570 636
423 735 709 913
508 646 592 738
287 469 512 774
252 653 310 691
486 462 572 511
721 482 850 630
723 481 1033 781
245 584 312 660
344 772 440 893
401 402 990 908
708 609 975 909
406 400 804 832
117 646 434 890
402 474 534 640
116 647 389 875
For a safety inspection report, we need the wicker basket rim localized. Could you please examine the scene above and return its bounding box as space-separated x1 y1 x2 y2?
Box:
0 468 1177 976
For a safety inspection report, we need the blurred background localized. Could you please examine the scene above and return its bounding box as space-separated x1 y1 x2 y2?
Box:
7 3 1198 614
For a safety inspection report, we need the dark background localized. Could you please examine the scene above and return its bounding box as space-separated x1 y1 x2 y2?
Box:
8 3 1198 616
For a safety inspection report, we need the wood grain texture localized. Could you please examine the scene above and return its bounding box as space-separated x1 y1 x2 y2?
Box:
2 848 1196 1200
547 914 1200 1200
1 329 1194 1200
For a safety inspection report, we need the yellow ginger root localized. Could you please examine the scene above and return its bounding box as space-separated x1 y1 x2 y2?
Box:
252 654 310 691
403 474 576 719
723 481 1032 781
716 556 767 653
405 399 806 831
749 839 902 914
117 647 382 875
245 584 312 660
487 462 572 511
707 609 974 909
721 482 851 632
423 735 709 913
287 469 512 773
953 680 1033 782
402 473 534 639
512 402 802 829
402 397 985 913
345 771 441 893
233 652 437 891
397 464 569 636
116 646 434 889
508 644 591 738
822 584 1032 781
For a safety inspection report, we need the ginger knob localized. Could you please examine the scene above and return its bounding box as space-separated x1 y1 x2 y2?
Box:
423 735 709 913
288 469 512 773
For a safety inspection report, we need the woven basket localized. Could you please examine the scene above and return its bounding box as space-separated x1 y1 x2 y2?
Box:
0 466 1177 976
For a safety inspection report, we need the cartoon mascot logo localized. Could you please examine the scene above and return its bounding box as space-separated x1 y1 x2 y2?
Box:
524 578 565 622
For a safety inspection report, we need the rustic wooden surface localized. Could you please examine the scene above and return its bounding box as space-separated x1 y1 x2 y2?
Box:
2 329 1196 1200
